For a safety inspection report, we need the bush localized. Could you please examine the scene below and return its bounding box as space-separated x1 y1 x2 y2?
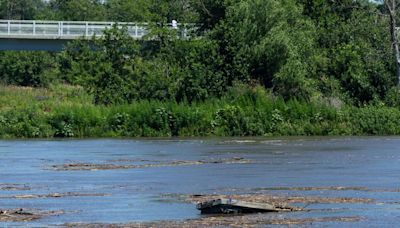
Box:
0 51 58 87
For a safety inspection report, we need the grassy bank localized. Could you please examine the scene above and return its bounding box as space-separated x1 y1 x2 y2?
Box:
1 84 400 138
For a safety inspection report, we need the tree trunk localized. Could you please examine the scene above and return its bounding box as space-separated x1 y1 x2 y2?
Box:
386 0 400 86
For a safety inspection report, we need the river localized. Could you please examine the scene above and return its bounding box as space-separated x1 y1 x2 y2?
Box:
1 137 400 227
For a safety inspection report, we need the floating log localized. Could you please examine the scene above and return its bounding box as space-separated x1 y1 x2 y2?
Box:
197 198 292 215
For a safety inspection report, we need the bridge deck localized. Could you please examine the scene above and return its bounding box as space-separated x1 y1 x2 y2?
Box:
0 20 171 40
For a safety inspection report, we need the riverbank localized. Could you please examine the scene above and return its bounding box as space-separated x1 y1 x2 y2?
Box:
1 84 400 138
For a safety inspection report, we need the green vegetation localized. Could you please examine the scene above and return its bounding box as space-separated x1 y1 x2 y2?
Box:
2 84 400 138
1 0 400 138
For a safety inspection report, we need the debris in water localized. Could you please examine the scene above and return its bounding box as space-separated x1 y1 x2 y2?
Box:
0 184 31 191
0 192 110 199
163 193 375 205
51 157 252 171
196 198 299 214
0 208 64 222
64 216 362 227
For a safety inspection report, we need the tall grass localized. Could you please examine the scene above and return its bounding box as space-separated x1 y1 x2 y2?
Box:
1 84 400 138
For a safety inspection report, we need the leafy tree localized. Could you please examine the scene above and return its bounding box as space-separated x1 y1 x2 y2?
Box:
213 0 317 100
47 0 106 21
192 0 234 30
61 25 140 104
380 0 400 86
163 0 199 23
298 0 394 104
170 40 225 102
106 0 155 22
0 51 58 87
0 0 45 20
1 0 399 108
106 0 197 23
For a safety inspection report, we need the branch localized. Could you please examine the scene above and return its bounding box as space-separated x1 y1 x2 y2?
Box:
197 0 212 17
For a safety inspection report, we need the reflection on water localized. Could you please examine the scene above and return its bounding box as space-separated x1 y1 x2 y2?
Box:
1 137 400 226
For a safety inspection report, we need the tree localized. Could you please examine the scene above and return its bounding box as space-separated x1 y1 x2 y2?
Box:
383 0 400 86
47 0 106 21
164 0 199 23
0 51 58 87
192 0 233 30
296 0 395 104
106 0 197 23
0 0 45 20
106 0 155 22
61 25 140 104
213 0 317 100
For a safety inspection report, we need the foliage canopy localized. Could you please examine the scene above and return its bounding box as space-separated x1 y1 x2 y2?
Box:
0 0 397 107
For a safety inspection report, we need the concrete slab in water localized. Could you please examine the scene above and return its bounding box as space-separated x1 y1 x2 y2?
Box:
197 198 292 214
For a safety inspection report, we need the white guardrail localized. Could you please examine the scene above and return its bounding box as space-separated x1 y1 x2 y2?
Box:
0 20 187 39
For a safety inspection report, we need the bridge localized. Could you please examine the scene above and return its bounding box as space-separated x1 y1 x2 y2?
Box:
0 20 188 51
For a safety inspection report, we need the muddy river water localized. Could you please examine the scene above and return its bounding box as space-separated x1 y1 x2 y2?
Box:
1 137 400 227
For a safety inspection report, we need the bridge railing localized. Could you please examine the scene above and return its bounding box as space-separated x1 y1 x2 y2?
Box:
0 20 155 39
